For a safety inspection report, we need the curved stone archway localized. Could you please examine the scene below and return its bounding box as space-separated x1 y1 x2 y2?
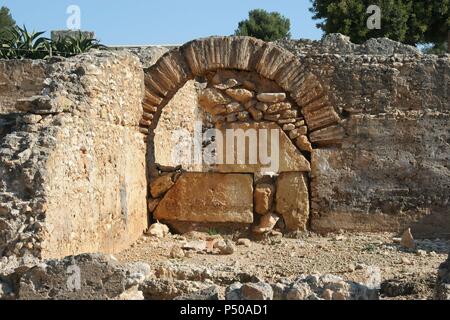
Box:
139 36 344 150
140 36 346 233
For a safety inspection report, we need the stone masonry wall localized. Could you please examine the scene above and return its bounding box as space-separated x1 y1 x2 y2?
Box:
139 35 449 238
0 51 148 265
1 34 449 271
153 80 206 172
278 35 450 237
0 60 46 115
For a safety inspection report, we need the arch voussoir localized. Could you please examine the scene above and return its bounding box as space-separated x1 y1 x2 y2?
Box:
153 50 192 89
182 38 211 75
143 87 163 106
229 37 265 71
303 105 341 131
274 58 306 91
255 44 296 80
310 125 345 146
144 73 168 97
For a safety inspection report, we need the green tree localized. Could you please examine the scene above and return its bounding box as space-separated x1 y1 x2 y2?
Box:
0 6 16 35
423 1 450 53
235 9 291 42
310 0 449 53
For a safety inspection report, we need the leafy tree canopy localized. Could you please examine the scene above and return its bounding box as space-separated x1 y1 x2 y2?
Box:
310 0 449 52
235 9 291 42
0 6 16 39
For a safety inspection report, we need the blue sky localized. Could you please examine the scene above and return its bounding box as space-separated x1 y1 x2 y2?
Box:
2 0 323 45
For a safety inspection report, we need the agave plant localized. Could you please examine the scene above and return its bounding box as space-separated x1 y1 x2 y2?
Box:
51 31 106 57
0 25 50 59
0 27 106 59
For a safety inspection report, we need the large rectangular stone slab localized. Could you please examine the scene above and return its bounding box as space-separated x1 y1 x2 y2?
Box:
154 173 254 223
275 172 310 231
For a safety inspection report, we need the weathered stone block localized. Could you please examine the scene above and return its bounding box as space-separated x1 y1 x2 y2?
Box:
254 184 275 215
1 51 148 261
303 105 340 131
274 59 306 91
229 37 265 71
150 174 174 198
248 106 263 121
198 88 231 115
257 93 286 103
266 102 291 114
225 88 254 102
291 76 324 107
0 60 46 115
255 44 295 80
144 73 169 97
226 102 242 114
295 135 313 152
214 78 240 90
276 172 310 231
143 88 163 106
253 213 280 234
154 173 254 223
309 114 450 237
18 254 126 300
309 125 345 145
152 49 192 87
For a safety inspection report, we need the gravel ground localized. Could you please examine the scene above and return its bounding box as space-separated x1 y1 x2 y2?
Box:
117 231 449 300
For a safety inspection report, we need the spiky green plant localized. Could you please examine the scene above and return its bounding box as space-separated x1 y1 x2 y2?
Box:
0 27 106 59
207 228 219 236
0 25 49 59
51 32 106 57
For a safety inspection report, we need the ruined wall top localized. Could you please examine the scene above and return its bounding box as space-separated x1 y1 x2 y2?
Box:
275 33 424 56
111 33 438 66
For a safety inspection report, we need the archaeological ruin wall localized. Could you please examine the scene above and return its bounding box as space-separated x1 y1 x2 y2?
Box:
141 36 449 238
0 51 147 262
0 60 47 115
141 37 345 235
279 36 450 237
0 34 448 264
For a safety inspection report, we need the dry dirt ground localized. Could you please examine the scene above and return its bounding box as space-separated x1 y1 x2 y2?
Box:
117 231 449 300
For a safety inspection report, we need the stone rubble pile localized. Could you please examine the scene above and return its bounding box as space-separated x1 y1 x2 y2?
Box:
1 253 148 300
435 253 450 300
2 243 449 301
0 252 382 300
145 221 288 257
226 272 380 301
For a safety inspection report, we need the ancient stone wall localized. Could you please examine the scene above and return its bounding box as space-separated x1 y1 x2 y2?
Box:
0 35 449 269
139 37 345 237
0 60 46 115
141 35 449 238
277 35 449 237
153 80 206 171
0 51 148 264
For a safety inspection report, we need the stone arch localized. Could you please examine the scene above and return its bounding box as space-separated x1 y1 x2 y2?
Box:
139 36 344 159
141 36 346 232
